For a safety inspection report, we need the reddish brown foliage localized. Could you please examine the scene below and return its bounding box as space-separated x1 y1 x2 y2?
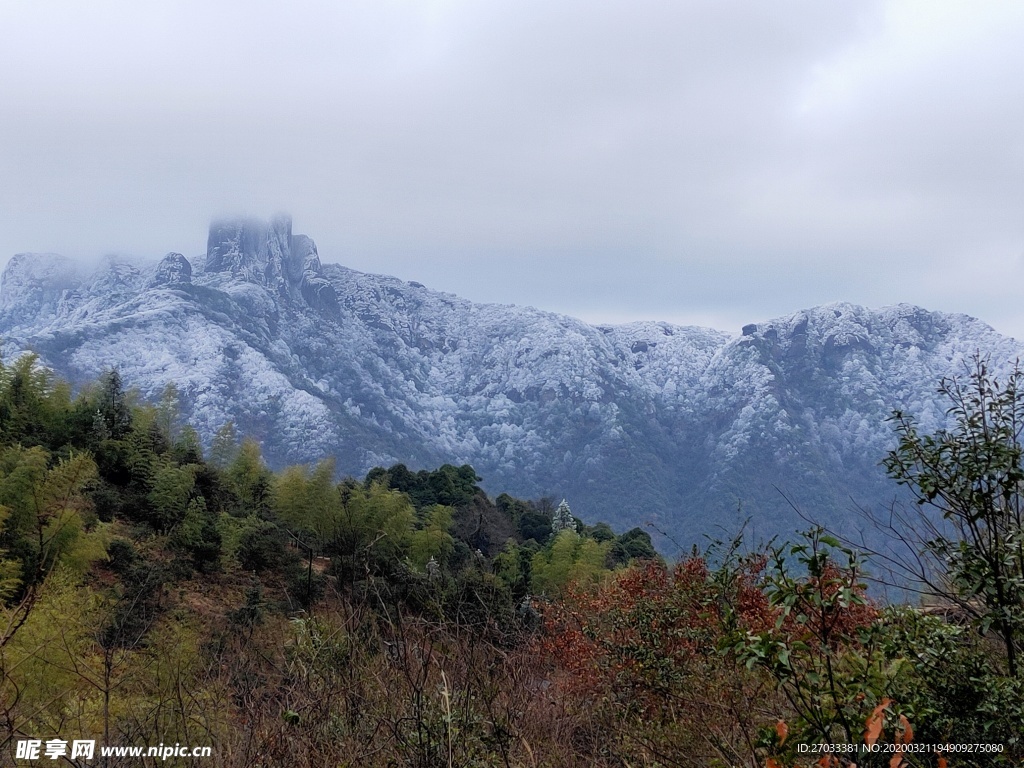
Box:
539 556 774 705
776 560 878 650
534 554 782 765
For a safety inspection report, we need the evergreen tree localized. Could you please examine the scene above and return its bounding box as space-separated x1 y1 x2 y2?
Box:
209 421 239 469
552 499 576 533
97 369 132 439
226 439 273 518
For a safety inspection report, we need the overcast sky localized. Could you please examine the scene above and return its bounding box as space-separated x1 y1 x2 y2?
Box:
1 1 1022 337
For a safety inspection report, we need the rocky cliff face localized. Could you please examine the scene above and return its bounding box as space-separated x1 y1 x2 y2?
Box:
2 216 1020 548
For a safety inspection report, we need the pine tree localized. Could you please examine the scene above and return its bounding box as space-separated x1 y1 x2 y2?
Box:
97 369 132 439
552 499 577 533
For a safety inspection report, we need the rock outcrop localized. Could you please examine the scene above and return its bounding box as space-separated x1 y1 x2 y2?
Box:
204 215 338 315
150 253 192 287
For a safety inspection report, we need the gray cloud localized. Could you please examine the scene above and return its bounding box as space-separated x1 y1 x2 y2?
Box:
1 0 1022 337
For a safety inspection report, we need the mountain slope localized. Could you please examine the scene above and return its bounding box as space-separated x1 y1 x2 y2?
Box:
2 216 1019 548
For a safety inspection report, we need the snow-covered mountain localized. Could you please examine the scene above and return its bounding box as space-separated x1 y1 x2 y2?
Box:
2 216 1020 548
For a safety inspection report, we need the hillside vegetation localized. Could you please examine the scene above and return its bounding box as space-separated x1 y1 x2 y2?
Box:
0 355 1021 766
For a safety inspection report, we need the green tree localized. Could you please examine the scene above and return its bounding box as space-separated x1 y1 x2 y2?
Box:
883 357 1024 676
0 446 102 660
147 461 196 532
156 381 181 444
493 539 538 599
271 459 340 604
226 439 273 517
409 504 455 569
172 497 222 571
209 421 239 469
531 529 611 595
171 424 204 465
607 527 657 567
518 510 552 543
0 354 74 449
331 482 415 587
95 369 133 440
273 459 339 551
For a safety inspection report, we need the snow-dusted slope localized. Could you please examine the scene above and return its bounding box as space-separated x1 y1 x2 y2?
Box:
2 217 1020 547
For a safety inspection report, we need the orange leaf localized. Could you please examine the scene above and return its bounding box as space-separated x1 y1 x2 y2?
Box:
775 720 789 745
864 698 892 747
889 750 904 768
898 714 913 744
766 759 781 768
937 756 948 768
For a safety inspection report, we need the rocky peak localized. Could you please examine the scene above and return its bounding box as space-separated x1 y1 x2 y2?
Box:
205 216 289 283
150 252 192 287
204 215 338 316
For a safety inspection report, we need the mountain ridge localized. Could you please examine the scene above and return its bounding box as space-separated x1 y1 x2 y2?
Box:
2 216 1020 548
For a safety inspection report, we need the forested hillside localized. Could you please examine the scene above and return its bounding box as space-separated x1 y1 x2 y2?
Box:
0 357 1021 766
